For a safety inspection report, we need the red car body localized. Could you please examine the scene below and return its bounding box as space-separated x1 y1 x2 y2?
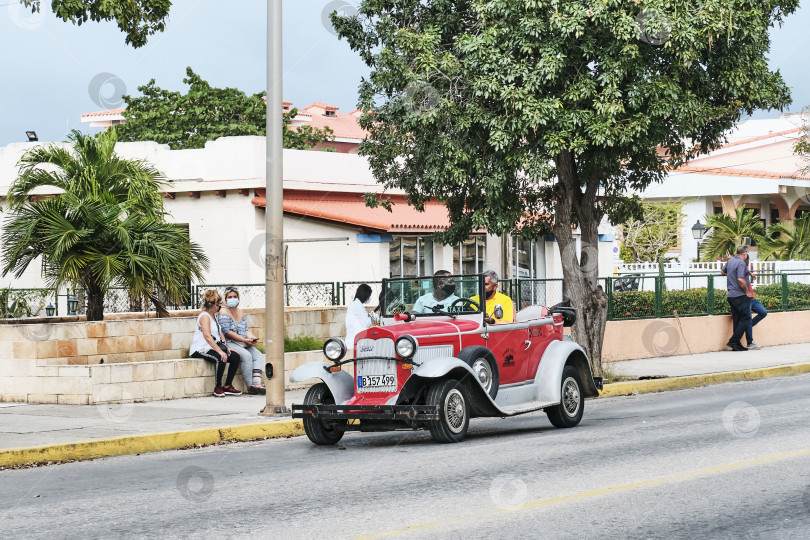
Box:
291 274 601 444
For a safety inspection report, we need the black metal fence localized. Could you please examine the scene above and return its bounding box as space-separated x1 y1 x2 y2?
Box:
5 272 810 320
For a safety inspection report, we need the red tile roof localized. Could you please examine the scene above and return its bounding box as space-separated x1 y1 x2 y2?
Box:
292 102 368 141
306 102 339 111
81 108 126 118
672 165 810 180
251 190 452 232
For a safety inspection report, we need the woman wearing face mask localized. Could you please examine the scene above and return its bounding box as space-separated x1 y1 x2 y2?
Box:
216 287 266 394
189 289 242 397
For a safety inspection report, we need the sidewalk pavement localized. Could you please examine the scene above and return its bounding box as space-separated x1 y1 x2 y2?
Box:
2 343 810 467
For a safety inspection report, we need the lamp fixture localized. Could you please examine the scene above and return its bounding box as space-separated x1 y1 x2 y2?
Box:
67 293 79 316
691 220 706 240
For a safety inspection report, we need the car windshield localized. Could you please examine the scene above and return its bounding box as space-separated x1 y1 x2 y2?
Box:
382 274 484 317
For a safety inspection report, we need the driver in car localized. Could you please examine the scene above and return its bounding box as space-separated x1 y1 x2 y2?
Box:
471 270 514 324
412 270 461 314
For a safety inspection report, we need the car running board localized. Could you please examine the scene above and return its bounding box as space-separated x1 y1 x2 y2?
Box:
494 400 559 416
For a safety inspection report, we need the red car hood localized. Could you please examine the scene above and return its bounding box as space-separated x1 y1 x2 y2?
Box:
354 318 480 344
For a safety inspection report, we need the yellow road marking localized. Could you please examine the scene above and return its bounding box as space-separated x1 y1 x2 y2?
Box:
357 448 810 539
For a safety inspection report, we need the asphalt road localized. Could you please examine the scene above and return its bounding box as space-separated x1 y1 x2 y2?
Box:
2 374 810 539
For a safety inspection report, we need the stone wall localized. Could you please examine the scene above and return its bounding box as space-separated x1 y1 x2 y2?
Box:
0 307 348 404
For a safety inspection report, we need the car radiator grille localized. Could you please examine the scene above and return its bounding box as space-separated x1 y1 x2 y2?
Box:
356 338 396 393
413 345 453 363
356 338 395 358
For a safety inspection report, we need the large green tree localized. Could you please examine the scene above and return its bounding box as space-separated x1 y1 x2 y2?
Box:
20 0 171 48
1 129 208 321
334 0 796 372
117 67 335 150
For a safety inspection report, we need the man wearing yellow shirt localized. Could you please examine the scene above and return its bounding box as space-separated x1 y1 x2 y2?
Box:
471 270 514 324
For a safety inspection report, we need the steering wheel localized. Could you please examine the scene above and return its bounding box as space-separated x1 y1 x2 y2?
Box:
450 297 480 312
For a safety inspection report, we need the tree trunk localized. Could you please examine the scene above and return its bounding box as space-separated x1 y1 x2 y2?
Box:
85 280 105 322
149 294 171 318
552 151 608 376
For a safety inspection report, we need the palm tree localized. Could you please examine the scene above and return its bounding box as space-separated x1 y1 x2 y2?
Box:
1 129 208 321
699 208 766 261
758 214 810 260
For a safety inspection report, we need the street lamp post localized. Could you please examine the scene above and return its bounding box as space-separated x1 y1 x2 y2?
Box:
691 220 706 262
261 0 288 416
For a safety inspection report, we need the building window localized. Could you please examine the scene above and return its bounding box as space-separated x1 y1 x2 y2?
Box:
453 236 486 274
390 236 433 277
514 237 535 278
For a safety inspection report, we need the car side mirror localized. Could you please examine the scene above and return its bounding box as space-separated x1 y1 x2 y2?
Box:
494 304 503 320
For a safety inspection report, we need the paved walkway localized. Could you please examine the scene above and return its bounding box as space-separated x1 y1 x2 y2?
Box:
0 390 307 451
1 343 809 456
609 342 810 378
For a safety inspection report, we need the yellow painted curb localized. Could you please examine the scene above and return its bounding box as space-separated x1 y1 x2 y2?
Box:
0 420 304 469
599 362 810 398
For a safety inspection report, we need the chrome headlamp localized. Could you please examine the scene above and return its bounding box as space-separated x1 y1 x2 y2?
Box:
395 335 417 359
323 337 347 362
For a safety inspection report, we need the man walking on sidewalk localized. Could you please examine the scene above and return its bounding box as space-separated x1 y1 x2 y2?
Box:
725 245 754 351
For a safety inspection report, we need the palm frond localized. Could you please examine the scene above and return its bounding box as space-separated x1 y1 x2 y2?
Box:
699 208 765 261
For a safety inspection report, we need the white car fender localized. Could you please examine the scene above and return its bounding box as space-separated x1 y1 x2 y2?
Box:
535 340 589 404
289 362 354 405
411 357 475 379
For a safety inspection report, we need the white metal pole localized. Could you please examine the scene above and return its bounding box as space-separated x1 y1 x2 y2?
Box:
261 0 288 415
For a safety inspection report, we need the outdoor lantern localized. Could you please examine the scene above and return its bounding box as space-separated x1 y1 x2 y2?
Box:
67 293 78 316
692 220 707 262
25 131 38 142
45 303 55 317
691 220 706 240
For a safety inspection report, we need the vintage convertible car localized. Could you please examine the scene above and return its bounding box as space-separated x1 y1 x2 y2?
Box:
291 273 602 444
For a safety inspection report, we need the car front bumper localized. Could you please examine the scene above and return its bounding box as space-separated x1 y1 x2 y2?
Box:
291 403 440 424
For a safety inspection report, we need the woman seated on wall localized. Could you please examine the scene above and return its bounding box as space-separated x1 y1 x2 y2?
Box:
189 289 242 397
216 286 267 394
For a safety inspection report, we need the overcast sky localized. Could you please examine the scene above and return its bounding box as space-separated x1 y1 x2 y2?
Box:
1 0 808 146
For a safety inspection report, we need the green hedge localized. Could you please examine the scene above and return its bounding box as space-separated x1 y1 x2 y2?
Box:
612 291 655 319
756 282 810 310
284 335 325 352
610 288 790 320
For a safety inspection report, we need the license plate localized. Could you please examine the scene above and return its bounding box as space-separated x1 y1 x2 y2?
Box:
357 374 396 389
356 358 397 392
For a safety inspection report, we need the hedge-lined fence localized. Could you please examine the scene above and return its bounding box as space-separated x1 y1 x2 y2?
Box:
608 275 810 320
